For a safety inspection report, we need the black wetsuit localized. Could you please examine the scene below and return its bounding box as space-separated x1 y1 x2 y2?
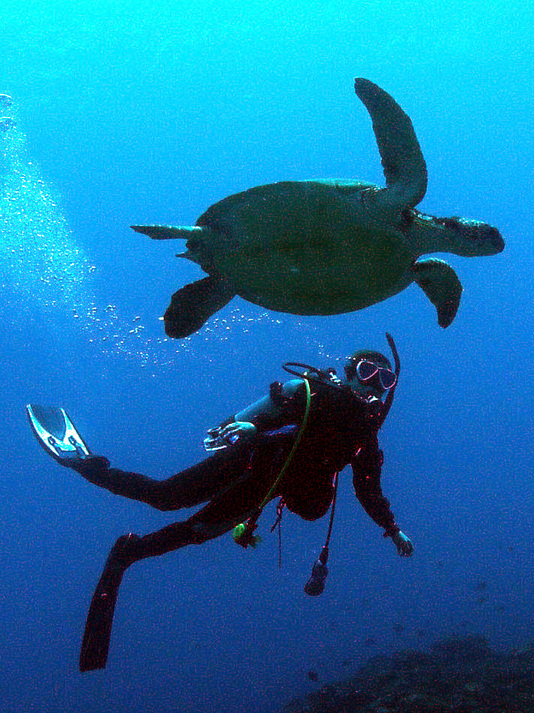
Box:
77 377 399 563
78 376 403 671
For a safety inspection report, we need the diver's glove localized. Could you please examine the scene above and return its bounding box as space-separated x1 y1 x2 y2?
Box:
204 421 257 451
390 530 414 557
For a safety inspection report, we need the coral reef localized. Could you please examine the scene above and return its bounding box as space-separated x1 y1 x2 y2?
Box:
282 635 534 713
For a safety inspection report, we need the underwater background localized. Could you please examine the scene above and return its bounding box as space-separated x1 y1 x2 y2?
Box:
1 1 533 711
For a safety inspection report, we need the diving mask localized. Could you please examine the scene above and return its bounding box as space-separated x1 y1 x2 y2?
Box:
356 360 397 391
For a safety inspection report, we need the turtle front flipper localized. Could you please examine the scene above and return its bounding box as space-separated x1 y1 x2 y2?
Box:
131 225 206 240
164 275 236 338
411 258 462 328
354 79 427 209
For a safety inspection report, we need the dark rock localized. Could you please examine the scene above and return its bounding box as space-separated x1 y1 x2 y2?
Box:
430 634 492 661
281 635 534 713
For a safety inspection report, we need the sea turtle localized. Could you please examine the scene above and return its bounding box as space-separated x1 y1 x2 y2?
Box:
132 78 504 338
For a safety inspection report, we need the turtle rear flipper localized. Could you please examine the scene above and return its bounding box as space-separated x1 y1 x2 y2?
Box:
411 258 462 328
131 224 206 240
164 275 235 338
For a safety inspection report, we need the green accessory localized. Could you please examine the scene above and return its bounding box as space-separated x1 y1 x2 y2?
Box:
233 378 312 549
232 522 262 548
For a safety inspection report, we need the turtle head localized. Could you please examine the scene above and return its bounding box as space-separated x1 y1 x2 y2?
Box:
433 216 504 257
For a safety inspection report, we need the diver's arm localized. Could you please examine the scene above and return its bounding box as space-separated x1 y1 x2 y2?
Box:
351 437 398 532
215 379 304 446
218 420 257 443
218 378 303 437
351 439 413 556
234 379 303 426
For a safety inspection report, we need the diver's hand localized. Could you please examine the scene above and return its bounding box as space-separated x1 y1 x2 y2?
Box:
219 421 257 444
391 530 414 557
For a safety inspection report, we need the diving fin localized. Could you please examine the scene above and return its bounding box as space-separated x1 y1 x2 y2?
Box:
26 404 91 466
79 534 139 672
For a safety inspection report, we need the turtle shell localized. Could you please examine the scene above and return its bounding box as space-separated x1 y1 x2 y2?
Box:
193 180 415 315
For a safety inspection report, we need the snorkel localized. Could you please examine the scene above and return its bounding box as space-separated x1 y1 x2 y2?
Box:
377 332 400 429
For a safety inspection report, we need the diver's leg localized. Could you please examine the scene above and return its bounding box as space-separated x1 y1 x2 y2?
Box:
79 452 269 672
79 512 240 672
72 447 249 511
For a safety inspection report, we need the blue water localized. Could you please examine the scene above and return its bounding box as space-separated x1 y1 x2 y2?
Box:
1 2 533 711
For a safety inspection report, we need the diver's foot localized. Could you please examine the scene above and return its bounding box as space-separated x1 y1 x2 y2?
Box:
68 455 110 475
107 533 141 570
0 95 13 110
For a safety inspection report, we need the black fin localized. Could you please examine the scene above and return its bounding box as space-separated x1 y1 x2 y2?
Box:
79 535 137 672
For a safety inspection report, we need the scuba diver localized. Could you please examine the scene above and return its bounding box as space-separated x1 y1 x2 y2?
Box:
27 333 414 672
